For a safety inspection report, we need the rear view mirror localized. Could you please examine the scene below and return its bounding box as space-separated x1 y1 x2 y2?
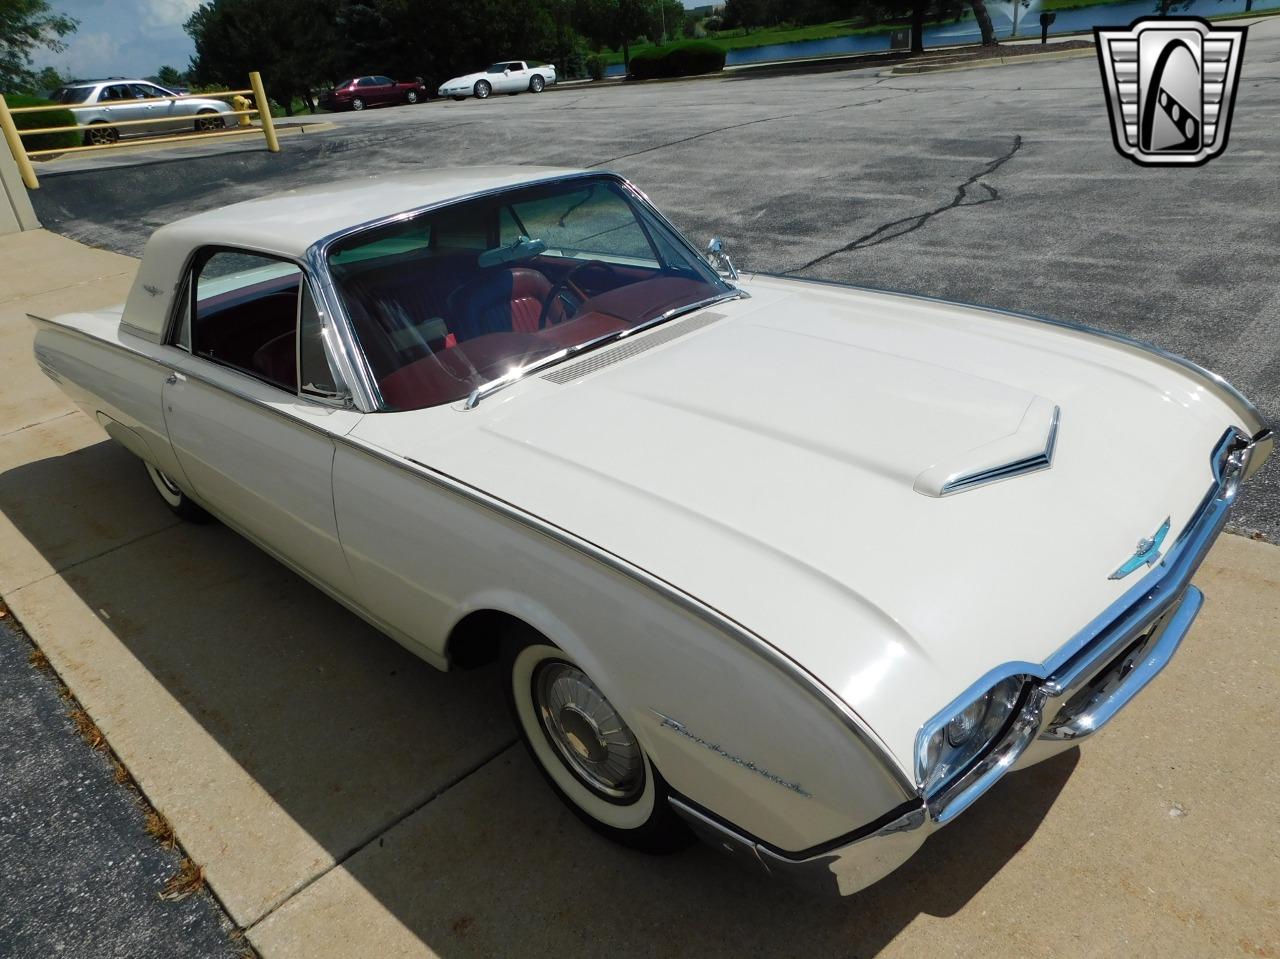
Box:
705 237 739 281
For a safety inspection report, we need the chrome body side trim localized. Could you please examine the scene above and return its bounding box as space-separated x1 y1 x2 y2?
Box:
751 273 1270 441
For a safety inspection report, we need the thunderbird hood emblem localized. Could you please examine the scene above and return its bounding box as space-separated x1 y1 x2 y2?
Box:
1109 517 1171 580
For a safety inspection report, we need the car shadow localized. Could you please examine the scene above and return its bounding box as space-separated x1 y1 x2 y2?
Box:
0 435 1078 956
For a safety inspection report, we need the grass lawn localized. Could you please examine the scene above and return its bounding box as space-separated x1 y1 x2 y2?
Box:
597 18 930 66
1037 0 1121 11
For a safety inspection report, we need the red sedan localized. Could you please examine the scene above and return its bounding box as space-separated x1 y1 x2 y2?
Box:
322 76 428 111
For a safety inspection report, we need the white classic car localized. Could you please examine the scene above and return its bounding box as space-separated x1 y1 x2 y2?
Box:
437 60 556 100
31 168 1272 895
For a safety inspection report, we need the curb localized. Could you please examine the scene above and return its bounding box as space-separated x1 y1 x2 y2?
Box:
35 121 337 166
887 46 1096 75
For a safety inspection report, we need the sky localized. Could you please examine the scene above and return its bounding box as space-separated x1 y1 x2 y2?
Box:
37 0 201 81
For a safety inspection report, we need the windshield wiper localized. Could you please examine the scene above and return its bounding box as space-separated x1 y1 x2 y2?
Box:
463 289 747 410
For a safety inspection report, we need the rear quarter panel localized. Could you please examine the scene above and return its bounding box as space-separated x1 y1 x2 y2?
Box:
31 311 184 481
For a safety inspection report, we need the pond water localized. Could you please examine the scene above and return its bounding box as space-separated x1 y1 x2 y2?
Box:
603 0 1275 76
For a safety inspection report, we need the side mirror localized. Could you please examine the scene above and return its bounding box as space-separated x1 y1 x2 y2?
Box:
705 236 739 281
504 69 511 75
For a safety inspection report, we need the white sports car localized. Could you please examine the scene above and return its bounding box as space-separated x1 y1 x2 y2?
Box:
437 60 556 100
31 168 1272 895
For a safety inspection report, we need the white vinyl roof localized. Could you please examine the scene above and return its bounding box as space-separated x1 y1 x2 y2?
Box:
121 166 592 342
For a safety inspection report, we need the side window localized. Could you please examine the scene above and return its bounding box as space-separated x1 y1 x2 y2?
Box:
374 76 394 86
299 285 345 399
132 84 164 99
98 84 128 102
191 250 303 392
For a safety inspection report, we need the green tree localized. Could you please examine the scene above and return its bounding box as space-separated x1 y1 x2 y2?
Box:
575 0 651 72
0 0 77 92
32 63 63 92
722 0 765 32
970 0 996 44
154 64 188 88
186 0 340 114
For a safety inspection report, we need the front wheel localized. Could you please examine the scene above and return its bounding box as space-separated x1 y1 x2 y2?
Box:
351 97 365 111
145 463 211 523
503 627 692 853
406 90 419 103
474 80 491 100
529 75 545 93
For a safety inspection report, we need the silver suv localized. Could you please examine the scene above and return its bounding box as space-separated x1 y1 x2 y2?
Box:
51 79 231 146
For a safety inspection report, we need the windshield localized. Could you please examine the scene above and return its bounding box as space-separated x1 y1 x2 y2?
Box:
327 175 731 411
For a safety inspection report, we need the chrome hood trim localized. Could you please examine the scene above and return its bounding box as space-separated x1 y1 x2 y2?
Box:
915 399 1060 496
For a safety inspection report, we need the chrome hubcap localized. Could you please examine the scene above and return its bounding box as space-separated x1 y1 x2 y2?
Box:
534 661 643 802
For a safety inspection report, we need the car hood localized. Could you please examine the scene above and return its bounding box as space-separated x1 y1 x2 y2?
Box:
359 276 1245 772
442 72 488 87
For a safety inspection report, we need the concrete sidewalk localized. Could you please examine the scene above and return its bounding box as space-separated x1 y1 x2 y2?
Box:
1 229 1278 957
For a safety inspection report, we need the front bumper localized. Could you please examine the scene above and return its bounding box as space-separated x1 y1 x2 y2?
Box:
670 425 1270 896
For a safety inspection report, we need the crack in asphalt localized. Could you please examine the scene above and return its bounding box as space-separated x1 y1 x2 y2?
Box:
585 87 921 167
586 111 805 167
783 133 1024 274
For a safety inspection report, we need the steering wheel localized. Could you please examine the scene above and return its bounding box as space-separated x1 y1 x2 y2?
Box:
538 259 623 328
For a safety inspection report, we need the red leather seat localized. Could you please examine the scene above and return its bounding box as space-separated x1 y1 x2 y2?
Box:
447 267 552 341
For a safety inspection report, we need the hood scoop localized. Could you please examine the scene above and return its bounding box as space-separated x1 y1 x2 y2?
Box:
914 397 1060 497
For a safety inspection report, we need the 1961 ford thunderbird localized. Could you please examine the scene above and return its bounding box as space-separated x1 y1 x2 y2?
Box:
31 168 1272 895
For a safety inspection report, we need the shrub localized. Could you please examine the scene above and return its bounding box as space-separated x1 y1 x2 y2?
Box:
704 15 723 30
628 41 726 79
585 54 606 81
5 94 79 153
565 48 588 80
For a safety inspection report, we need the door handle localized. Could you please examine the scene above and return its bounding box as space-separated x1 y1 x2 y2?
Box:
165 371 186 385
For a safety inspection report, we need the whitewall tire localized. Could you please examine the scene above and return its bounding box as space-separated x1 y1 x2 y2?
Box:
503 628 691 851
145 463 211 523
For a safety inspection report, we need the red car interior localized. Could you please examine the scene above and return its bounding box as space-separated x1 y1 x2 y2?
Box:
343 253 713 409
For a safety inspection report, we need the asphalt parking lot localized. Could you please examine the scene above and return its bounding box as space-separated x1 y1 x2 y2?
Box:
30 21 1280 538
4 22 1278 958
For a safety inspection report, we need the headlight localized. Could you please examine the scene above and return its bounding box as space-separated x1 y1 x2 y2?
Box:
918 675 1026 795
